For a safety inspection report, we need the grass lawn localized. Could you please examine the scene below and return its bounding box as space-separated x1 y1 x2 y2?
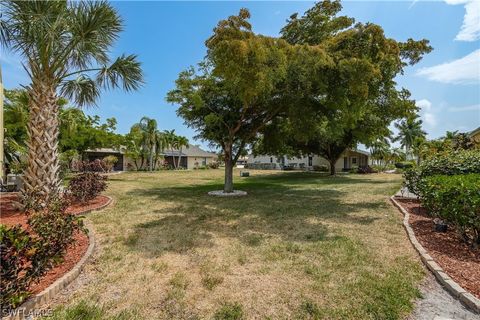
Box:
50 170 424 320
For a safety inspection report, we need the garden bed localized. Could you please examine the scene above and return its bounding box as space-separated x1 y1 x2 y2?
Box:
0 194 110 296
395 198 480 299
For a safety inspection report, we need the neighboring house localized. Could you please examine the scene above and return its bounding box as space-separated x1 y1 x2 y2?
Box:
162 144 217 169
248 149 370 171
84 147 126 171
84 144 217 171
469 126 480 146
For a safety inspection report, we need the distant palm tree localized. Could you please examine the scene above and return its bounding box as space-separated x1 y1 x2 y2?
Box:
138 117 158 171
369 138 390 166
175 136 189 169
394 117 426 159
1 1 143 200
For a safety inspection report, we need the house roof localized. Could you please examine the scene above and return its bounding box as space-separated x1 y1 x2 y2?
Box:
163 144 217 158
469 126 480 137
352 149 370 156
85 147 124 154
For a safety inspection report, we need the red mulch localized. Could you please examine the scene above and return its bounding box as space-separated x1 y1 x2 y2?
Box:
0 193 110 296
395 198 480 299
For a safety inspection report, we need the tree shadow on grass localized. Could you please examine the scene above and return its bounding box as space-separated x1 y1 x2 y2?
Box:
123 173 385 257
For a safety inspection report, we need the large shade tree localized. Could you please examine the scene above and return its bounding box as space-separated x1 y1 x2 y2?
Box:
168 9 330 192
256 0 432 174
0 1 143 201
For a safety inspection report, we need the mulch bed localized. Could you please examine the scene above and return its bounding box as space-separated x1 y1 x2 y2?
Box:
395 198 480 300
0 193 110 295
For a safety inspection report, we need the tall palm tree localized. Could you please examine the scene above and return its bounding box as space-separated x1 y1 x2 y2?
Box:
138 117 158 171
163 129 177 168
394 117 426 160
1 1 143 201
175 136 189 169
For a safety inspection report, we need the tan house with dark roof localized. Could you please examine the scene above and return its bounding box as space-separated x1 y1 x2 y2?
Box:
469 126 480 146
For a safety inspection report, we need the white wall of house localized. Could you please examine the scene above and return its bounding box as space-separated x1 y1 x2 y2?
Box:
248 150 369 171
187 156 216 169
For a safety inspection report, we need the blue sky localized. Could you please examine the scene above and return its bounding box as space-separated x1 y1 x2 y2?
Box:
2 0 479 149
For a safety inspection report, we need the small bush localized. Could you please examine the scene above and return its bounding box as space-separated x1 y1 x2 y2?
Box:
312 165 329 172
28 194 85 262
208 161 220 169
417 174 480 246
395 161 415 169
0 225 38 309
102 155 118 172
357 165 377 174
72 159 108 173
68 172 107 203
1 194 85 310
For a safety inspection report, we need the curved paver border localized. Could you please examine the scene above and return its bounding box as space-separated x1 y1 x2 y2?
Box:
390 195 480 314
4 195 113 320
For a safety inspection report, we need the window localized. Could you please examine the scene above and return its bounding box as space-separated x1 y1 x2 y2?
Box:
270 157 273 163
308 156 313 166
352 157 357 165
202 157 207 166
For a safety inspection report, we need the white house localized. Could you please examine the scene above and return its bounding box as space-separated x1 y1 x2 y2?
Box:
247 149 370 171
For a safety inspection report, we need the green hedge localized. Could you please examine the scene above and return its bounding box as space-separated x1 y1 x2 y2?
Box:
404 149 480 195
416 174 480 246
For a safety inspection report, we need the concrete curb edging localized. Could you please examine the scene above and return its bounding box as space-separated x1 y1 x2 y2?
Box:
4 196 113 320
390 196 480 314
74 195 113 215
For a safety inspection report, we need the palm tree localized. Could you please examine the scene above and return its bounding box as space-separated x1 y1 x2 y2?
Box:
163 130 177 168
138 117 158 171
175 136 189 169
394 117 426 160
369 138 390 167
1 1 143 201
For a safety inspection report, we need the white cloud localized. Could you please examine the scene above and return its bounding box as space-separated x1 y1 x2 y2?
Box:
416 49 480 84
416 99 437 127
445 0 480 41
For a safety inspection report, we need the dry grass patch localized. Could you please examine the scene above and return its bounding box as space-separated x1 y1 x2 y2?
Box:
49 170 423 319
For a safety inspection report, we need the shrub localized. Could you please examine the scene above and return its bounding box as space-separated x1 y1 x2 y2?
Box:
312 165 329 172
68 172 107 203
208 161 220 169
102 155 118 172
27 194 85 262
395 161 415 169
417 174 480 246
1 194 85 310
357 165 377 174
404 149 480 195
0 225 39 310
72 159 107 173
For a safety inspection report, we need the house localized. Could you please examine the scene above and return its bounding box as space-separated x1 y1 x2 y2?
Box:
84 144 217 171
469 126 480 146
84 147 126 171
247 149 370 171
162 144 217 169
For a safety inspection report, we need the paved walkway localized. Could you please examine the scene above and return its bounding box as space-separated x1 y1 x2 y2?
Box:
409 274 478 320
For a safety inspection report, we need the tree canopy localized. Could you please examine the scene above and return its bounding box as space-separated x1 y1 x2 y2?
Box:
255 0 432 174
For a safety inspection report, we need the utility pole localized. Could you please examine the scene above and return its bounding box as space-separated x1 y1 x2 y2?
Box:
0 64 4 180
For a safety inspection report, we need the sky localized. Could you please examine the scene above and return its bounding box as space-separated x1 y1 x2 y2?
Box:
2 0 479 150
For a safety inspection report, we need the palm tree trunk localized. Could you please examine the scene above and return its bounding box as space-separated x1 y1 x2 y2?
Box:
23 82 61 202
177 147 182 168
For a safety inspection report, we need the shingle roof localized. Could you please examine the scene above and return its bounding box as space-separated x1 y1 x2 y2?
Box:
163 144 217 158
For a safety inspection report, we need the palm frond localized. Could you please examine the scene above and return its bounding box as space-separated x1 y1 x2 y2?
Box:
96 54 144 91
60 75 100 107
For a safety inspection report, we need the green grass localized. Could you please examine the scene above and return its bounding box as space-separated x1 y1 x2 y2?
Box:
49 169 423 319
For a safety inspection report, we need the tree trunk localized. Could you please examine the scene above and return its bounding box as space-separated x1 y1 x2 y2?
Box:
177 147 182 169
23 83 61 203
329 160 336 175
223 144 234 193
